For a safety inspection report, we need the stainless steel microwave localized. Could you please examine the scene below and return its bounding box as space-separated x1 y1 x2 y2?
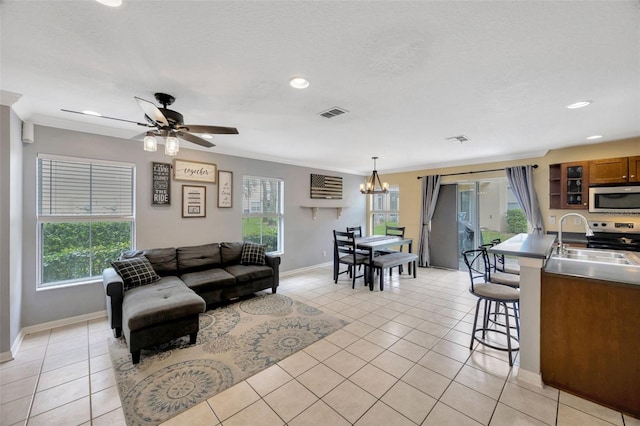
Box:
589 185 640 214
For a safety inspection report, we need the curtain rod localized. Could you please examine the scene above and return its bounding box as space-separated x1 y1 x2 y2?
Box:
417 164 538 179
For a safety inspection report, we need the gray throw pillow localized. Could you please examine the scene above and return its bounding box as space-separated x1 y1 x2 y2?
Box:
240 243 266 266
111 256 161 290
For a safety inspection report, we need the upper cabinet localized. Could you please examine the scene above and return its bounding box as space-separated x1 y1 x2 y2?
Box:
549 161 589 209
590 156 640 185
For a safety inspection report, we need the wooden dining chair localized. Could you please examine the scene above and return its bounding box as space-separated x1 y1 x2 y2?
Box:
333 230 369 289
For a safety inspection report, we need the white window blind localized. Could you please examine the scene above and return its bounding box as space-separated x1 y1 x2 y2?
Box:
38 157 134 217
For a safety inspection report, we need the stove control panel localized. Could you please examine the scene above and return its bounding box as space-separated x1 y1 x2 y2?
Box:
589 221 640 233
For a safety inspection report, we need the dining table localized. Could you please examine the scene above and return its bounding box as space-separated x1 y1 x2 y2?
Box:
355 235 414 288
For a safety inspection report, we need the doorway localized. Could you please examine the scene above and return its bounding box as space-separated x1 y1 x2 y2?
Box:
431 178 523 270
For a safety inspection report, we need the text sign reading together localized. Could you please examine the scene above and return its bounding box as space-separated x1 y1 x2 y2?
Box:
174 159 217 183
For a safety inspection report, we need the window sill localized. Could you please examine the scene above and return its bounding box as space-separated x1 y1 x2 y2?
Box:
37 277 102 292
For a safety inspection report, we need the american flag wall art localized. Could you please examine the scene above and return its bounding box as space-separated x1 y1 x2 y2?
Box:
310 174 343 199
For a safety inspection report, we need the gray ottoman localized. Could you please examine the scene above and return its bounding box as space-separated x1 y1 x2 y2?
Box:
122 276 206 364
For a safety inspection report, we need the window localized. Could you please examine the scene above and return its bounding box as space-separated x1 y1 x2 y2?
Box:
242 176 284 253
371 185 399 234
37 155 135 288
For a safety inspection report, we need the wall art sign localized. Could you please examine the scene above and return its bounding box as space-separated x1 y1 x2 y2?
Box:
174 159 217 183
218 170 233 208
310 173 343 199
182 185 206 218
151 162 171 205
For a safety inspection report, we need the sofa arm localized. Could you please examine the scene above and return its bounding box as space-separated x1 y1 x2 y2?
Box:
265 254 281 291
103 267 124 337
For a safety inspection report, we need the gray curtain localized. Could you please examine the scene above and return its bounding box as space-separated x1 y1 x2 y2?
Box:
505 165 544 234
418 175 442 267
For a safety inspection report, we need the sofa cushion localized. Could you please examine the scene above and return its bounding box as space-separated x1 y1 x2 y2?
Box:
177 243 221 273
123 277 205 332
225 264 273 283
220 242 244 265
120 247 177 276
241 243 266 266
180 268 236 292
111 256 161 290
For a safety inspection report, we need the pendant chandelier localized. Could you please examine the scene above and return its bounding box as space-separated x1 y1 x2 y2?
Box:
360 156 389 194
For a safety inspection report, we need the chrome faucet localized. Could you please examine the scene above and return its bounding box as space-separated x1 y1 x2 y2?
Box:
557 213 594 254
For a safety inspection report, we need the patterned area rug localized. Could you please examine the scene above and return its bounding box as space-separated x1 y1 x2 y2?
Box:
108 294 348 426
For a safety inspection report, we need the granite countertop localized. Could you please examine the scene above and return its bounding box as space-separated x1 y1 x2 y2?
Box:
544 255 640 286
489 233 557 260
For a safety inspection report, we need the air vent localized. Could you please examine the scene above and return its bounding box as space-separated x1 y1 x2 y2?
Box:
319 107 348 118
446 135 470 144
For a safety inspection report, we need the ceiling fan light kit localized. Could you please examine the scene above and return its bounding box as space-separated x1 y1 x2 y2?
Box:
62 92 238 154
143 132 157 152
360 156 389 195
165 135 180 156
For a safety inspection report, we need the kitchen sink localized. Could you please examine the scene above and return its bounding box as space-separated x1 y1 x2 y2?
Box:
553 248 640 266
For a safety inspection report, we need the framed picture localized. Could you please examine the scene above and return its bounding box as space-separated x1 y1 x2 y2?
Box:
182 185 206 218
174 159 216 183
218 170 233 208
151 162 171 205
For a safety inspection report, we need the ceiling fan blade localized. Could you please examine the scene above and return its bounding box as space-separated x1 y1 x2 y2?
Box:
61 109 151 127
134 96 169 127
130 130 162 141
181 124 239 135
176 130 215 148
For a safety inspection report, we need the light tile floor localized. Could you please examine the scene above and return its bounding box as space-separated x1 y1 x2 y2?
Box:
2 265 639 425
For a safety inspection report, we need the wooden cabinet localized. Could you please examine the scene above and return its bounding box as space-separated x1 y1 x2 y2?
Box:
541 272 640 417
590 156 640 184
630 156 640 182
549 162 589 209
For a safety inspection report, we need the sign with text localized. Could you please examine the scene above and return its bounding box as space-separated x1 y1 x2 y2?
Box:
174 159 216 183
152 162 171 205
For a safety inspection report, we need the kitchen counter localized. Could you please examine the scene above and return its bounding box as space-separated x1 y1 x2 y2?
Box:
545 255 640 286
490 233 556 259
487 233 557 388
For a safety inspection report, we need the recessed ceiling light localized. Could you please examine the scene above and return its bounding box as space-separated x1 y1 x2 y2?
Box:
586 135 603 140
566 101 592 109
96 0 122 6
201 134 214 139
82 110 102 116
289 77 310 89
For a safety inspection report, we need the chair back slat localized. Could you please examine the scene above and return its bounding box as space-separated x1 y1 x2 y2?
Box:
346 226 363 238
334 230 357 256
385 226 405 238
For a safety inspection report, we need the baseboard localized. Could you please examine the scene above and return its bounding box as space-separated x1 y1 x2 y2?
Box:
0 350 14 363
280 262 332 277
11 310 108 357
514 367 544 388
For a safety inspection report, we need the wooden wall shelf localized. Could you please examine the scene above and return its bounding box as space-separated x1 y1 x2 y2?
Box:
300 205 346 220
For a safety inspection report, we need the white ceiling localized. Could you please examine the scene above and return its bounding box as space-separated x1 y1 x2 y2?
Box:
1 1 639 175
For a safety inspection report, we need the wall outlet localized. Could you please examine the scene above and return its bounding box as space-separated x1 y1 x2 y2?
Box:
574 217 582 225
322 250 327 257
549 215 556 225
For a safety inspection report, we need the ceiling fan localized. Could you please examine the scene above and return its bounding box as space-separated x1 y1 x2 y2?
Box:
62 92 238 150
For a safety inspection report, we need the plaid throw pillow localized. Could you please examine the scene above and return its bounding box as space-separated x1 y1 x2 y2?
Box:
111 256 161 290
240 243 266 266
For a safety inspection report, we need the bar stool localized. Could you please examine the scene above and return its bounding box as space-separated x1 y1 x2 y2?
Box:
462 249 520 366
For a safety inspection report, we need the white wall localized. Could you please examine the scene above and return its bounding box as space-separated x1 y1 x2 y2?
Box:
20 125 365 328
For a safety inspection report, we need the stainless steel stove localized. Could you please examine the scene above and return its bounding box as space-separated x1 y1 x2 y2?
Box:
587 220 640 252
